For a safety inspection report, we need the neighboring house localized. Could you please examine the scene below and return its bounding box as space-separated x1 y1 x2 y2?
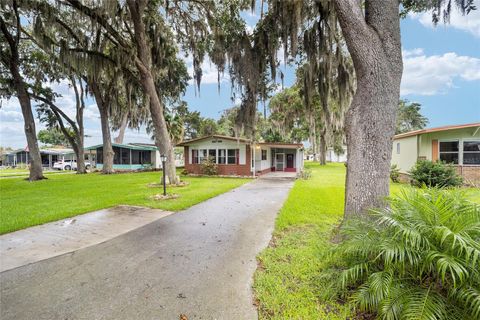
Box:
4 147 75 168
326 146 347 163
304 146 347 163
86 143 160 170
391 123 480 185
85 142 184 170
177 135 304 176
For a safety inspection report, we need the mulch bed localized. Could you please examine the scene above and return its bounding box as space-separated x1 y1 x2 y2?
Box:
151 194 180 201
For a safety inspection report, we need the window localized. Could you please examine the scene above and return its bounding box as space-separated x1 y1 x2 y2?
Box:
198 149 207 163
192 149 198 164
439 141 459 164
463 141 480 165
227 149 237 164
121 148 130 165
396 143 400 154
97 147 103 164
218 149 226 164
208 149 217 163
261 149 267 160
113 146 121 164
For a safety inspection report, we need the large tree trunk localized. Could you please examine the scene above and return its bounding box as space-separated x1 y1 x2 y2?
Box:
114 112 128 144
0 14 44 181
98 104 115 174
73 77 86 174
334 0 403 216
319 131 327 165
91 83 115 174
17 84 45 181
127 0 179 184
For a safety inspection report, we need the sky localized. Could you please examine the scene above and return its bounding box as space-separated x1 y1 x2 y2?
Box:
1 8 479 149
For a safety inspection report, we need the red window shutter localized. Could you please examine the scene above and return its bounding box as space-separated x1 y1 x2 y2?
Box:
432 140 439 162
236 149 239 165
192 149 198 164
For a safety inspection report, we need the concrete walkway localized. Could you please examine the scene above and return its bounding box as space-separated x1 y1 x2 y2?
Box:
0 178 294 320
0 206 173 272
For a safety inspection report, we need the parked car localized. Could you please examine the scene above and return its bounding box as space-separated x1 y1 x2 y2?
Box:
53 160 91 171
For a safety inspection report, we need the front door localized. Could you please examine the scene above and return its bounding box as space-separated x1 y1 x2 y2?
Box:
286 154 294 169
275 153 284 171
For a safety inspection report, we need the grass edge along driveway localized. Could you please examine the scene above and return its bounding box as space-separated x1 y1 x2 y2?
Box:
253 162 480 319
0 171 250 235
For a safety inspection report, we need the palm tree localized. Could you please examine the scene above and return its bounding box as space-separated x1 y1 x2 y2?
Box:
396 99 429 134
334 188 480 319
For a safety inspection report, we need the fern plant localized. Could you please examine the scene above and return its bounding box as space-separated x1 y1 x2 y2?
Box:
333 188 480 320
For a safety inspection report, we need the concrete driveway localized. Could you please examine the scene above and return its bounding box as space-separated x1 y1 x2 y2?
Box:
0 177 294 320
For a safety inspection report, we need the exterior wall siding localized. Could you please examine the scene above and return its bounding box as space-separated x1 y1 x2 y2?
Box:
391 135 418 173
184 145 252 176
392 127 480 186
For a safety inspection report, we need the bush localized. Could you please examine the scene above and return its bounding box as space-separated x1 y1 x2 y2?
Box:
200 156 218 175
390 164 400 183
409 160 462 187
299 169 312 180
330 189 480 320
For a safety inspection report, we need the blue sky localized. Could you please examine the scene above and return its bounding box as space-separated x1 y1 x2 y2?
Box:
1 9 479 149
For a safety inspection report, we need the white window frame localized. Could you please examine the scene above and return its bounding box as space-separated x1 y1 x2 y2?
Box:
462 140 480 166
198 149 207 163
438 139 460 165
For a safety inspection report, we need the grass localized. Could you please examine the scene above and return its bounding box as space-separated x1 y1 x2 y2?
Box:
0 171 250 234
0 168 72 178
253 162 480 319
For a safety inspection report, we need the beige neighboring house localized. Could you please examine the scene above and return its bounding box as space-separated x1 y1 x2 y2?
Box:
391 122 480 185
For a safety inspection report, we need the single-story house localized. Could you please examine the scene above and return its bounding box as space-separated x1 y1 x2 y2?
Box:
86 143 160 170
177 135 304 176
391 122 480 185
4 147 75 168
326 146 347 163
85 142 184 170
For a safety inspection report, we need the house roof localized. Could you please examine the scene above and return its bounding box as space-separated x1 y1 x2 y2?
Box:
7 148 74 155
85 143 158 151
176 135 304 148
258 142 303 148
394 122 480 139
176 135 251 146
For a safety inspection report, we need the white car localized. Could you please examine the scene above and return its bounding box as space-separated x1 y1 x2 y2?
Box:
53 160 91 171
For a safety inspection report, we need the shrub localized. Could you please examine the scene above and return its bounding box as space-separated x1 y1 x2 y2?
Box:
390 164 400 183
409 160 462 187
200 156 218 175
331 189 480 320
299 169 312 180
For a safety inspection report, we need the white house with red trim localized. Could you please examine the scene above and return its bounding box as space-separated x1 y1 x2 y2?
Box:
178 135 304 176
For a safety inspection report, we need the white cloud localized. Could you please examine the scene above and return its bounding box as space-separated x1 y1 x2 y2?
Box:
84 104 100 122
410 8 480 37
186 59 228 85
0 80 100 148
401 49 480 96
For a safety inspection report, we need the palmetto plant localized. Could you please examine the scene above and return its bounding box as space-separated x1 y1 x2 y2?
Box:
334 189 480 320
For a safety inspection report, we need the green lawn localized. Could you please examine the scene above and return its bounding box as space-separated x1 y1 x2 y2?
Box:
0 171 250 234
0 168 72 178
253 162 480 319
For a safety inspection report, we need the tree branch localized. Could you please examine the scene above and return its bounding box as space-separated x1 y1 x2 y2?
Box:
64 0 131 49
30 93 79 135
